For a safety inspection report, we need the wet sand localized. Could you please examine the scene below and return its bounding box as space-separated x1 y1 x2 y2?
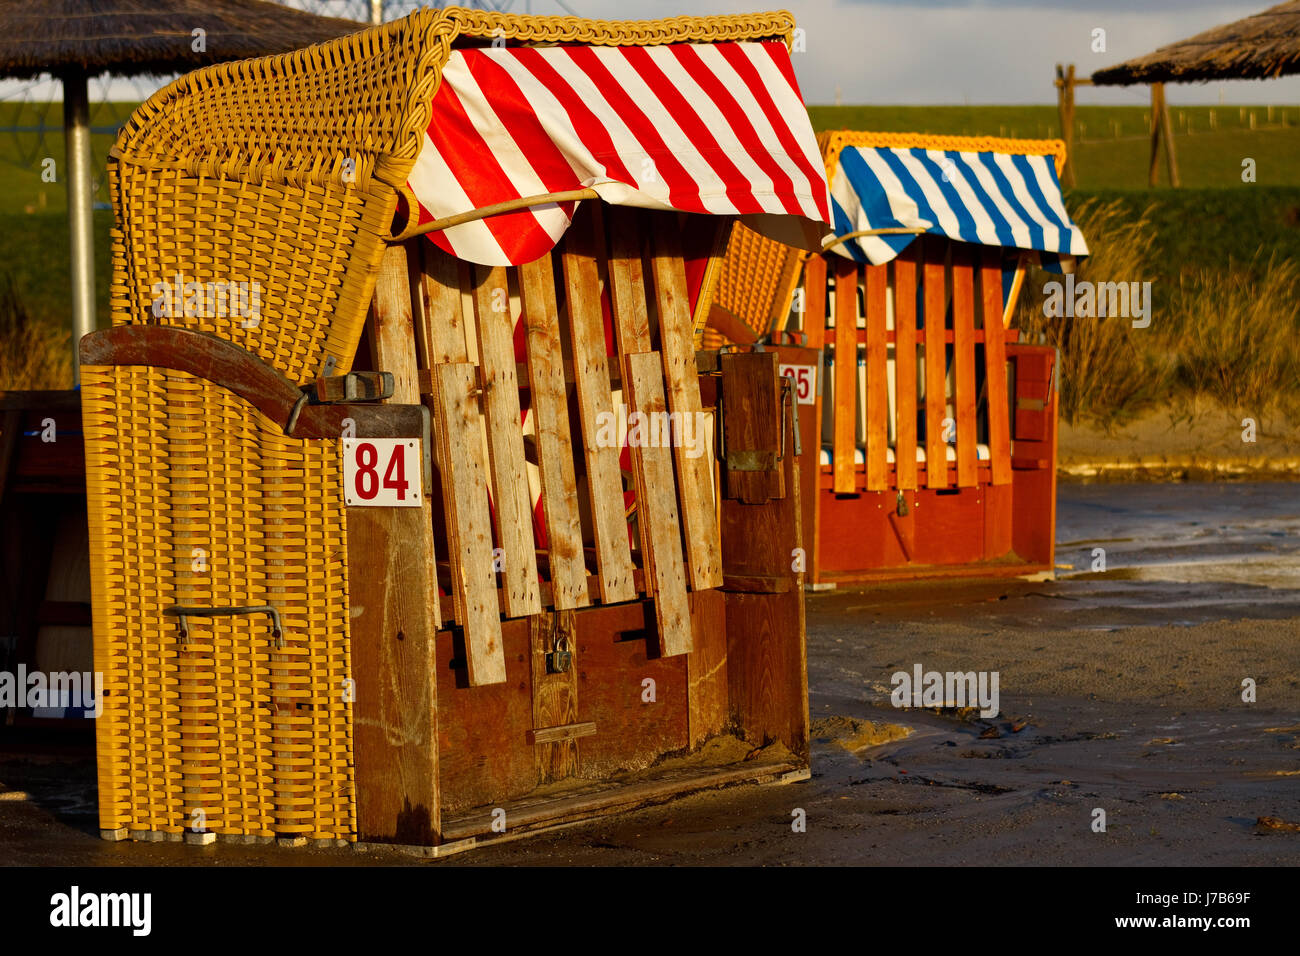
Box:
2 482 1298 866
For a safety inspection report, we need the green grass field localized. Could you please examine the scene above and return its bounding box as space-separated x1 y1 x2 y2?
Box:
808 105 1300 189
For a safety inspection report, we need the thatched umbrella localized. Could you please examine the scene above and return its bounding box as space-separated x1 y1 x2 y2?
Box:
1092 0 1300 85
0 1 364 377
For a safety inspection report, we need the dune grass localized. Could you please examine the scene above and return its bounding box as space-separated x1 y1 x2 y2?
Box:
1015 197 1300 428
0 271 72 390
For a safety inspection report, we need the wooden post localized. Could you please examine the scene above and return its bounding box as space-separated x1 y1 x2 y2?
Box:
1148 83 1163 187
351 242 442 845
1162 84 1181 187
1148 83 1181 188
718 352 809 757
1055 64 1077 188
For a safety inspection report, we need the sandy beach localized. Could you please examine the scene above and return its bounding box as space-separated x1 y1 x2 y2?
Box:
1 481 1296 866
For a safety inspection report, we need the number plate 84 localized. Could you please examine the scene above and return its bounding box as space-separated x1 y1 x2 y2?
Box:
343 438 423 507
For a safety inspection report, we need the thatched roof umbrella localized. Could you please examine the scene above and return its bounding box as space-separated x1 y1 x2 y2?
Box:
0 1 364 378
1092 0 1300 85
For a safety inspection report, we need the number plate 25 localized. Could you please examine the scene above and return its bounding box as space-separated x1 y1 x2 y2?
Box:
343 438 423 507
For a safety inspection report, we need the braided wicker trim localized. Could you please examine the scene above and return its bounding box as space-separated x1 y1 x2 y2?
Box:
447 9 795 47
819 130 1069 180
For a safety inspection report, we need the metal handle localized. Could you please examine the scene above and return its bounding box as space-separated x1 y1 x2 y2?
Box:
165 605 284 649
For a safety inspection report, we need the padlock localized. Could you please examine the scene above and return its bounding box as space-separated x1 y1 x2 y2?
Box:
896 490 909 517
546 635 572 674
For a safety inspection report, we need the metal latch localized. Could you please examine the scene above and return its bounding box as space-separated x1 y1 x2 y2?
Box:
286 371 396 436
165 605 284 649
313 371 395 403
546 634 572 674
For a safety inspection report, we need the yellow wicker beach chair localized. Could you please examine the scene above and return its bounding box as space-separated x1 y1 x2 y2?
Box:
82 7 826 847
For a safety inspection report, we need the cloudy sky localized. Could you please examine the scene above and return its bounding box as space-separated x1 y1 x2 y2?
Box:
9 0 1300 106
572 0 1300 105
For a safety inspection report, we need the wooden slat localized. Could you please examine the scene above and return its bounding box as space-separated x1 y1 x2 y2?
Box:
648 215 723 590
414 243 470 365
832 257 858 494
979 248 1012 486
472 265 541 617
802 256 829 580
1002 251 1029 328
371 243 440 629
603 206 655 578
433 363 506 686
624 351 693 657
348 501 440 844
922 238 949 489
519 253 590 610
951 245 978 488
893 248 919 490
411 241 468 624
526 721 597 746
863 263 889 492
802 255 827 350
561 212 637 605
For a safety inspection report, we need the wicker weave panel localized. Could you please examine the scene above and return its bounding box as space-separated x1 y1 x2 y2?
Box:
709 220 805 346
82 366 354 840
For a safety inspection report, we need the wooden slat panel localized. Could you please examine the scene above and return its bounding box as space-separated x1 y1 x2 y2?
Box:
519 253 590 610
832 257 858 493
863 263 889 492
624 351 693 657
647 215 723 590
802 255 827 350
922 238 948 489
893 248 919 490
951 245 978 488
979 247 1012 486
472 265 541 617
433 363 506 686
561 213 637 605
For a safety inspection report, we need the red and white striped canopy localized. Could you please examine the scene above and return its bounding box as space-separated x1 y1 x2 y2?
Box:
407 40 832 266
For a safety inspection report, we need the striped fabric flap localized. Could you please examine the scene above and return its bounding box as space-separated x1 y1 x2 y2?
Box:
407 41 831 266
828 144 1089 265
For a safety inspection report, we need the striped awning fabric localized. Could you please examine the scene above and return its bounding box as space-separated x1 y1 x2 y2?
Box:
407 41 832 266
826 138 1089 264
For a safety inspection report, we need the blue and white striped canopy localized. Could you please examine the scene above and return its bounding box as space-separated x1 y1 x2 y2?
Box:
828 144 1089 264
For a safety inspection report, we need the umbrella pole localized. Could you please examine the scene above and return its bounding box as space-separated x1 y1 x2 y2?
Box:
63 72 95 381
